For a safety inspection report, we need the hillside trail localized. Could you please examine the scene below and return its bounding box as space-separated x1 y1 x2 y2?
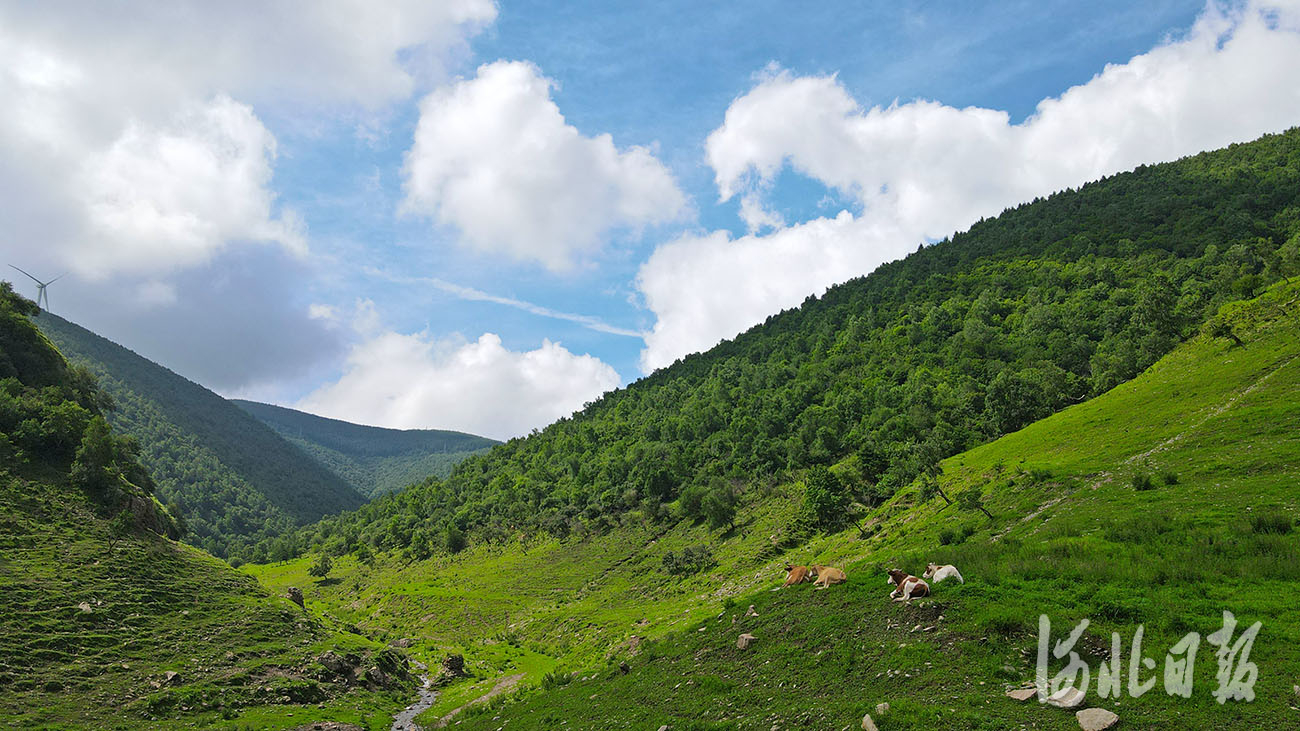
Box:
434 673 524 728
992 344 1298 543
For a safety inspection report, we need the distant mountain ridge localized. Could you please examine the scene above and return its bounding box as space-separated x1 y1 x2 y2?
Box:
35 313 367 557
231 399 497 498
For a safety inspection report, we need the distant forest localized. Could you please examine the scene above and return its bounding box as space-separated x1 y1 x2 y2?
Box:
36 314 366 558
232 400 496 499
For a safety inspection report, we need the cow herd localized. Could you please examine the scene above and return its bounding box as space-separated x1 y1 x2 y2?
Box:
779 561 964 602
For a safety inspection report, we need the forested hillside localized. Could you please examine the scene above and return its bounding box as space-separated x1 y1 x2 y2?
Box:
231 399 496 498
283 129 1300 564
252 280 1300 729
35 314 366 558
0 284 418 729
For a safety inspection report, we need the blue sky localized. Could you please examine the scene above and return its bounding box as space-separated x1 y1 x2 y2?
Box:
3 1 1299 439
275 0 1204 381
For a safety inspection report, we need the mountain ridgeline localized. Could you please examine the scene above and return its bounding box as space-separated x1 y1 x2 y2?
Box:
231 399 497 499
286 129 1300 564
35 314 367 558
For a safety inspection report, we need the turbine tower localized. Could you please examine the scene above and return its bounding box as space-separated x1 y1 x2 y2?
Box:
8 266 63 313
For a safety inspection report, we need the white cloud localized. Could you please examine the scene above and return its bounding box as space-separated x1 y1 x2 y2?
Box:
638 0 1300 372
0 1 495 279
298 326 621 440
72 96 305 278
401 61 687 270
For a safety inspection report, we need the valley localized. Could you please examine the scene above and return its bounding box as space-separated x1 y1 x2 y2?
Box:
3 122 1299 730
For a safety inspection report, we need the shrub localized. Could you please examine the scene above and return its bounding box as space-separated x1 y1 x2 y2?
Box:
701 482 737 530
1249 510 1294 535
678 484 707 521
1026 467 1054 485
938 528 956 546
1131 472 1156 491
1159 470 1180 485
541 669 574 690
661 544 715 576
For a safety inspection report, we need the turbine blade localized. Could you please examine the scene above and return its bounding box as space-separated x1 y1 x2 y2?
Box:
8 265 42 284
45 273 66 285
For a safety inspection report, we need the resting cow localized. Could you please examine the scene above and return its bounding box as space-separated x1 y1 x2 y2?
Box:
780 564 811 588
886 569 930 601
810 565 846 589
922 563 964 585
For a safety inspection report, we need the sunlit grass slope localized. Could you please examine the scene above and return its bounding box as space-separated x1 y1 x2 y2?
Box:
254 281 1300 729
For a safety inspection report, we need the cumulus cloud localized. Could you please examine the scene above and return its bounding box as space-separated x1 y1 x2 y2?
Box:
401 61 687 270
71 96 305 278
0 1 495 279
298 307 621 439
637 1 1300 371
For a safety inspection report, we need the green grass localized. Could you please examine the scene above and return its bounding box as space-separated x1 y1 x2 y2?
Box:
0 467 415 729
253 281 1300 729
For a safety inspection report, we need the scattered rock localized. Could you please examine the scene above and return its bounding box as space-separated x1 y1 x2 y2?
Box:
441 654 467 678
1076 707 1119 731
657 726 668 731
163 670 182 686
1046 686 1086 709
316 651 356 679
619 661 630 675
389 637 413 648
861 713 878 731
745 605 759 617
875 702 889 715
286 587 304 608
736 633 756 650
1006 687 1037 702
287 723 364 731
77 602 93 613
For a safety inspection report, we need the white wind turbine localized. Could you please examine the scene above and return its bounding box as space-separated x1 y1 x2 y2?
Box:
8 265 64 313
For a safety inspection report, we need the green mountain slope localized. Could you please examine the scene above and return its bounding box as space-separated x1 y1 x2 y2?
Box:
281 128 1300 563
245 131 1300 728
0 285 416 730
255 278 1300 730
34 314 366 558
230 399 497 499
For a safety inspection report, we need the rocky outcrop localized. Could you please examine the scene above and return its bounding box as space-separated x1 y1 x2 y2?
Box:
286 587 304 608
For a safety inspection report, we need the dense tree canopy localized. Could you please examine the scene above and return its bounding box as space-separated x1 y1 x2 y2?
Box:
281 130 1300 565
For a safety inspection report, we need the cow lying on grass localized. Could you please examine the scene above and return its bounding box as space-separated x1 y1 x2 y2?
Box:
810 565 846 589
780 564 811 588
886 569 930 601
922 563 963 584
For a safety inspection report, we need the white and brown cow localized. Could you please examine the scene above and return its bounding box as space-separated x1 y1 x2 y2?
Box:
922 563 964 585
886 568 930 602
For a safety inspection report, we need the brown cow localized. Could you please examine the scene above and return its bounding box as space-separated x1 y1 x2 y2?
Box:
810 565 846 589
886 568 930 601
780 564 811 588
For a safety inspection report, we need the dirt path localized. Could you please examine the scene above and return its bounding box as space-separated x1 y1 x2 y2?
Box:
435 673 525 728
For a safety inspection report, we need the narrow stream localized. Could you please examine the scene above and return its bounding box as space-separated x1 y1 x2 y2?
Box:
391 661 438 731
